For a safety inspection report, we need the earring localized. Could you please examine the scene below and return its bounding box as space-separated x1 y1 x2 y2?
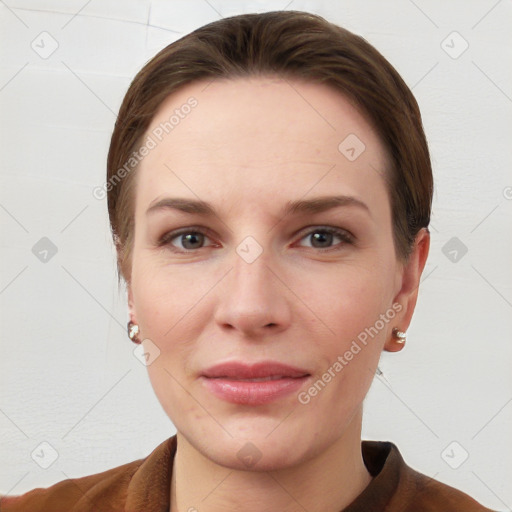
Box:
392 327 406 344
127 321 141 344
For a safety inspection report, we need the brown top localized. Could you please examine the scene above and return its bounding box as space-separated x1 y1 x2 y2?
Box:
0 436 497 512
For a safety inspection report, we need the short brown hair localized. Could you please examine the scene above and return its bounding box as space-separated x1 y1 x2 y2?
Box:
107 10 433 285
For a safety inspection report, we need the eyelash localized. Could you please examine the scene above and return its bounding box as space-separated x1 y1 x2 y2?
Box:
157 225 354 253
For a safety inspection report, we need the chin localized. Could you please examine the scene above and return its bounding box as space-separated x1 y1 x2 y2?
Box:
207 436 309 472
181 417 323 473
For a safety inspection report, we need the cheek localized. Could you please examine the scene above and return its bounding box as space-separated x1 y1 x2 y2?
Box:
132 262 202 423
130 251 209 339
302 260 394 335
298 268 392 417
299 259 395 401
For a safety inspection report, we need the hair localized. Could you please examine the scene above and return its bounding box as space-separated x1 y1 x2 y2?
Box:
107 10 433 286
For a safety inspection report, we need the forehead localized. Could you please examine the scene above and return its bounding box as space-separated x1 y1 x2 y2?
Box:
135 76 390 216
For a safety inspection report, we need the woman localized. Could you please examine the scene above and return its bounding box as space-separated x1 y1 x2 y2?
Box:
0 10 497 512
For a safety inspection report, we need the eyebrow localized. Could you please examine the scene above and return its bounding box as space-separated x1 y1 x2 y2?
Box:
146 195 370 217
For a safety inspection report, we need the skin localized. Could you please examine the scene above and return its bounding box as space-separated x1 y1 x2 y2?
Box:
125 76 430 512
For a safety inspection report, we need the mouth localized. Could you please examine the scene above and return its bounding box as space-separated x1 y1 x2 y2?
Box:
213 376 294 382
200 361 311 405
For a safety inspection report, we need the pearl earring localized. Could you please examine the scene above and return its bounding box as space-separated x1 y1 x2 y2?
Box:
127 321 141 344
392 327 406 344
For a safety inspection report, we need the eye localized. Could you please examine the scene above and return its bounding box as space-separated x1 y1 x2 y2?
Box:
296 226 354 251
158 225 354 253
158 228 215 252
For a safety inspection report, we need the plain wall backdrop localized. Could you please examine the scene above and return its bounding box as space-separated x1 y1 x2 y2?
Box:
1 0 511 509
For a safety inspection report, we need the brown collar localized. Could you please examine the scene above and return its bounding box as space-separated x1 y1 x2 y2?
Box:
123 437 401 511
116 435 491 512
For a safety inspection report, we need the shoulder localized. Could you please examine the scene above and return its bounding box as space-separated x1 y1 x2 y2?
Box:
395 462 497 511
0 458 142 512
0 436 175 512
364 440 498 512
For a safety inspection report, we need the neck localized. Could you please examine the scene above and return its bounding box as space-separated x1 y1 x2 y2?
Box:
170 409 373 512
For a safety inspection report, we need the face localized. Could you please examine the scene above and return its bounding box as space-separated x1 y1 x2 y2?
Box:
127 76 415 471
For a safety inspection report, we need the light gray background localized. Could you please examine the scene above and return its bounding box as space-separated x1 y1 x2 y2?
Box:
1 0 511 509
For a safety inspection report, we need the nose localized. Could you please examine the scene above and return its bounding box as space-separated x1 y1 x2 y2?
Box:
213 247 292 337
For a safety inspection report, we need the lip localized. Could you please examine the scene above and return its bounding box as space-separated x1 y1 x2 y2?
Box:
200 361 311 405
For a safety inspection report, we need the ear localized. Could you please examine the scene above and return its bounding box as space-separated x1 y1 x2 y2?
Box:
115 238 136 323
384 228 430 352
127 283 137 325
